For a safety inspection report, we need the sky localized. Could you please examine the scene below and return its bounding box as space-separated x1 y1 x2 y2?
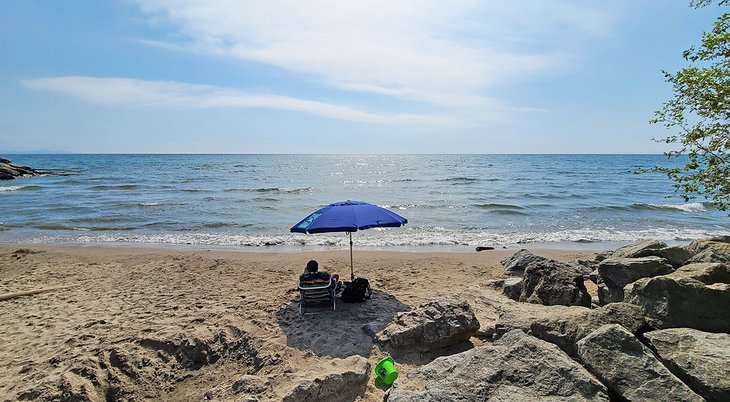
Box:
0 1 724 153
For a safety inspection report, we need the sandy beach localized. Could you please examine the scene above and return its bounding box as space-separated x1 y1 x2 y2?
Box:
0 244 595 401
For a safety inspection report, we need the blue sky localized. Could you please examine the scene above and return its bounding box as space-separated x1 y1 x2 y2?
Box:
0 1 723 153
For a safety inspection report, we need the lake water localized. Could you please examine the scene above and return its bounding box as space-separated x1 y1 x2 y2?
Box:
1 154 728 250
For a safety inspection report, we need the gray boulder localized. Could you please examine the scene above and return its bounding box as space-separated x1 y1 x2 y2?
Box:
596 256 674 304
645 328 730 402
687 239 730 254
624 276 730 332
685 248 730 264
612 240 695 268
501 249 547 276
501 277 523 300
204 355 370 402
375 300 479 352
386 330 609 402
665 263 730 284
530 302 646 358
520 259 591 307
654 246 697 268
612 239 667 258
576 324 703 402
492 299 588 340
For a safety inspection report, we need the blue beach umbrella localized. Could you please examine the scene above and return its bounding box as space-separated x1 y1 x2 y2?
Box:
291 200 407 280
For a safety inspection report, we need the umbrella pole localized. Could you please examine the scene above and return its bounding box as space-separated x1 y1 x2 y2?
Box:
349 231 354 281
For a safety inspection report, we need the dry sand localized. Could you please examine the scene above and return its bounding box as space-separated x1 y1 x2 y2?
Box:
0 245 595 401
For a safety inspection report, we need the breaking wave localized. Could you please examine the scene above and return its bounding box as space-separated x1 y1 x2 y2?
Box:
20 226 730 249
0 185 42 192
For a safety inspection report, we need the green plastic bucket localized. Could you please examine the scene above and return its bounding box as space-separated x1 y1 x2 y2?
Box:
375 356 398 385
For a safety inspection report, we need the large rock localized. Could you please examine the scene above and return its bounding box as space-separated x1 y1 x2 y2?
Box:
596 256 674 304
654 246 697 268
624 276 730 332
204 355 370 402
645 328 730 402
520 259 591 307
687 239 730 254
386 330 609 402
0 157 39 180
457 285 585 341
685 248 730 264
611 240 695 268
612 239 668 258
576 324 703 402
492 298 588 340
500 249 548 276
664 263 730 284
530 302 646 358
375 300 480 352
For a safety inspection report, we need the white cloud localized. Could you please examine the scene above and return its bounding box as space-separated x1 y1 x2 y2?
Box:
24 2 623 128
132 0 621 105
23 76 443 124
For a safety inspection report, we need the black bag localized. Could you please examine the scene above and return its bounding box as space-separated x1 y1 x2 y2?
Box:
340 277 372 303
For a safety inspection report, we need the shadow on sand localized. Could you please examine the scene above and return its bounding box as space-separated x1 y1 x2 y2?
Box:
275 289 410 358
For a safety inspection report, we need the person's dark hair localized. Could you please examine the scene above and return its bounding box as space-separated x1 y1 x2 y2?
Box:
305 260 319 273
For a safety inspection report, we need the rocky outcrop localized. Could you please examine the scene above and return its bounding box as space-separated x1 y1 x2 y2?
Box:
685 248 730 264
530 302 646 358
0 157 39 180
520 259 591 307
204 355 370 402
664 263 730 283
596 256 674 304
386 330 609 402
612 239 667 258
654 246 697 268
645 328 730 402
624 275 730 332
576 324 703 402
375 300 480 352
687 239 730 253
611 240 696 268
500 249 547 276
492 298 588 340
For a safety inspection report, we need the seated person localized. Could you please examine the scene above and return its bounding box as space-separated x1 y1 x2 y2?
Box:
299 260 339 288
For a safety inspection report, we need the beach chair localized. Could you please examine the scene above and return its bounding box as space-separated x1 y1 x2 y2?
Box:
297 271 337 314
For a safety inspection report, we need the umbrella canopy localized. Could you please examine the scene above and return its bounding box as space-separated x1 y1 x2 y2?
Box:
290 200 407 279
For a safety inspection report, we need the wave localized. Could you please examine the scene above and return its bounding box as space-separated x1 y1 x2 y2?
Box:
18 226 730 248
252 197 281 203
589 202 709 213
138 202 167 207
180 188 214 193
199 222 254 229
473 203 525 210
0 185 42 192
223 187 311 194
89 184 142 191
31 224 137 231
436 177 479 184
647 202 707 213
